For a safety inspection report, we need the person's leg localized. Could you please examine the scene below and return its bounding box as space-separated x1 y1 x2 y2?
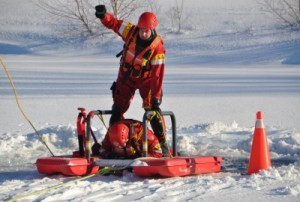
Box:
149 112 171 157
109 80 135 125
140 88 171 157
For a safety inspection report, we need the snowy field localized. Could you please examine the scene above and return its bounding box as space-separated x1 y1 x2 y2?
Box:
1 0 300 201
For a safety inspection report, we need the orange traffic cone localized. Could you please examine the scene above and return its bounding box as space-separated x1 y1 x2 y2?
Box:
247 111 271 175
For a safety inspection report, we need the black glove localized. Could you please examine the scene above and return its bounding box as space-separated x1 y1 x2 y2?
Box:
95 5 106 19
92 143 101 155
151 98 162 112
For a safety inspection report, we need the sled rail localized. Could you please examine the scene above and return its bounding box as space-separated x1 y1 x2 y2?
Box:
86 110 112 161
142 111 177 157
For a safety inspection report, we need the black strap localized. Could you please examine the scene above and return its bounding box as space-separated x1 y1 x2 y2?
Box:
116 50 123 58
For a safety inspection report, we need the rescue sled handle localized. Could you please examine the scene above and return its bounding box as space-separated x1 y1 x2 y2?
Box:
142 111 177 157
85 110 177 160
86 110 112 160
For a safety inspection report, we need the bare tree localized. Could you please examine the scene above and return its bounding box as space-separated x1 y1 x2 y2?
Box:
109 0 146 19
145 0 162 16
35 0 147 37
261 0 300 27
166 0 186 32
35 0 95 35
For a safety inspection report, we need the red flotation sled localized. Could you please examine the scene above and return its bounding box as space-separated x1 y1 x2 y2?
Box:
36 108 222 177
36 108 101 176
134 156 222 177
36 155 99 176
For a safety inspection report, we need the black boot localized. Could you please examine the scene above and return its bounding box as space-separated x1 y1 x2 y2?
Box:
109 104 122 126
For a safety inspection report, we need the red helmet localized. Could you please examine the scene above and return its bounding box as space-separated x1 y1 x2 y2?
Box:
108 123 129 148
137 12 158 30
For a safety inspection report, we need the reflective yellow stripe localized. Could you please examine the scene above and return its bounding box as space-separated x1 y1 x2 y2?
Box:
151 54 165 65
153 144 162 153
142 59 148 66
143 142 148 152
119 23 126 36
120 22 134 38
137 130 143 141
86 140 91 151
152 53 165 60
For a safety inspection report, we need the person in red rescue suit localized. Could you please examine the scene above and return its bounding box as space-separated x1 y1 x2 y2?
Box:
99 119 163 159
95 5 172 157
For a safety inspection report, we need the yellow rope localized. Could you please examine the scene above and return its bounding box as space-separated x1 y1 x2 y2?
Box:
0 56 55 156
7 173 97 202
7 166 127 201
98 114 108 130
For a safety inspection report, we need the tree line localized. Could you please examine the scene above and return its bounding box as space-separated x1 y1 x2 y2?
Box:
35 0 300 39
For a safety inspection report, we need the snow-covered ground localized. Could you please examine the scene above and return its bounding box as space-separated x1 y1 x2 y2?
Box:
1 0 300 201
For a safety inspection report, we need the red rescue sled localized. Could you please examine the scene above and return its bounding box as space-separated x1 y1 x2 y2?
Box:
36 108 222 177
134 156 222 177
36 108 101 176
36 155 99 176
